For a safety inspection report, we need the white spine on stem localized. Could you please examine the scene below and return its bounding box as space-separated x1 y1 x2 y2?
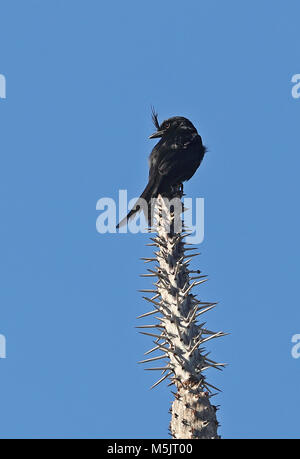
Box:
138 190 226 439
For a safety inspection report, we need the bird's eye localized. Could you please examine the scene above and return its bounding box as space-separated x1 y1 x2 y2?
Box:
164 123 170 129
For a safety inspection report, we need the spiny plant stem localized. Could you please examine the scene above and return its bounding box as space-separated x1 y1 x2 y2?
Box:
138 189 225 439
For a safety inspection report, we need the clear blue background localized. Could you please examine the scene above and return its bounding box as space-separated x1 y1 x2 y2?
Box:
0 0 299 439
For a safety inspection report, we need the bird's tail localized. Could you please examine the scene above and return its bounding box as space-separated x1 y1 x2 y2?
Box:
116 178 157 229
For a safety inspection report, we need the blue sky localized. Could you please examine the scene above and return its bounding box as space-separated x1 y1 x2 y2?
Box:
0 0 300 439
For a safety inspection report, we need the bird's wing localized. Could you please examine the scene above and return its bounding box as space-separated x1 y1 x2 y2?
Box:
157 137 204 182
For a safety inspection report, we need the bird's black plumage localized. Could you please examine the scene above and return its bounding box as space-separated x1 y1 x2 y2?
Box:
116 111 206 228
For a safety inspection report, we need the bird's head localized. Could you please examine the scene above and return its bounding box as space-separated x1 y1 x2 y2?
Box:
149 109 197 139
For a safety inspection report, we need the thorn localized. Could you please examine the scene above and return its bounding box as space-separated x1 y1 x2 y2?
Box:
143 296 172 316
193 300 218 306
196 304 217 317
200 331 228 344
174 257 184 277
182 258 192 266
202 327 219 335
150 237 167 249
137 310 157 319
150 371 172 389
156 343 177 355
157 277 169 290
167 380 176 387
145 366 172 371
204 357 227 369
142 296 162 308
153 251 166 261
155 271 169 283
193 279 208 287
188 339 202 356
183 281 197 297
154 338 168 345
183 252 201 259
150 293 161 301
174 233 188 243
154 315 168 323
187 305 198 327
138 354 167 364
174 319 183 342
147 268 160 274
200 365 212 371
140 257 157 263
139 331 168 340
189 275 208 281
144 345 160 355
203 381 222 392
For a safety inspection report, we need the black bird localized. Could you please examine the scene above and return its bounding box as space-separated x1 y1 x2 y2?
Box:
116 110 206 228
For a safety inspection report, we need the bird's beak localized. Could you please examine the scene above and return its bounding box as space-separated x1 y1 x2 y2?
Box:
149 130 164 139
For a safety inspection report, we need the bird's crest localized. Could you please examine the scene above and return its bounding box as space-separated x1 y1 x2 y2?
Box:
151 106 160 131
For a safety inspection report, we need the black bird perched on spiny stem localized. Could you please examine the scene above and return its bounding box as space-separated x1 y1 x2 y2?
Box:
116 109 206 228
